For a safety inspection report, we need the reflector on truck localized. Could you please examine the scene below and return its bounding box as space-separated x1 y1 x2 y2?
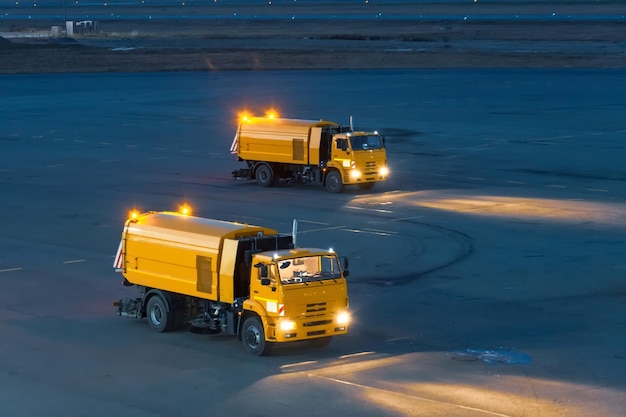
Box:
113 240 124 271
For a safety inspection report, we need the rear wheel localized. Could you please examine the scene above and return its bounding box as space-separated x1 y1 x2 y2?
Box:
325 170 343 193
255 164 274 187
358 182 375 191
242 316 271 356
146 295 172 333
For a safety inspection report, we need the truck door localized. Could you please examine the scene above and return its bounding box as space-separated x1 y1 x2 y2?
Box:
251 261 281 318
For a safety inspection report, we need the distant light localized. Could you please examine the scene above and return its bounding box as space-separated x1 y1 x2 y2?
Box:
179 204 192 216
239 111 251 123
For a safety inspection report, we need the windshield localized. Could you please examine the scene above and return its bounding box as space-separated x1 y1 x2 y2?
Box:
349 134 383 150
277 255 342 284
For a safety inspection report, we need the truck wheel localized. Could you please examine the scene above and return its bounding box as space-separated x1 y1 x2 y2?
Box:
325 170 343 193
255 164 274 187
309 336 332 348
242 316 271 356
146 295 172 333
358 182 375 191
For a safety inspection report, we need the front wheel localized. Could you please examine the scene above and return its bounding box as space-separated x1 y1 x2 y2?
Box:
325 170 343 193
242 316 271 356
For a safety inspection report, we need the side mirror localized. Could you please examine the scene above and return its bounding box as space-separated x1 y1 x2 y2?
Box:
254 263 268 278
340 256 350 277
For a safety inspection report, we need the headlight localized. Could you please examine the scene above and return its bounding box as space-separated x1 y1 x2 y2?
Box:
336 312 350 325
350 169 361 179
280 320 296 331
379 166 389 177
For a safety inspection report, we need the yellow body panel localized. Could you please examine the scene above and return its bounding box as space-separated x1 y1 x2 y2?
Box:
235 117 337 165
341 148 388 185
120 211 277 303
266 281 349 342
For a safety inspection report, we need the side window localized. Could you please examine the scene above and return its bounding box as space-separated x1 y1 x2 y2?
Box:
257 263 276 283
336 139 348 151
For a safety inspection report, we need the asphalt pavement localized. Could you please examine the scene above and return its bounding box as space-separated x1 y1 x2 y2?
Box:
1 69 625 416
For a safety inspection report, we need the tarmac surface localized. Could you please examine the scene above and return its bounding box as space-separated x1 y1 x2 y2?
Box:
1 69 625 416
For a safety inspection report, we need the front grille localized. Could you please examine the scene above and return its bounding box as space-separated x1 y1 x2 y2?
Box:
307 330 326 336
364 161 378 175
306 302 327 313
303 320 333 327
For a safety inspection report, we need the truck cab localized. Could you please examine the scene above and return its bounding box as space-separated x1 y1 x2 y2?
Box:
241 248 350 355
327 130 389 192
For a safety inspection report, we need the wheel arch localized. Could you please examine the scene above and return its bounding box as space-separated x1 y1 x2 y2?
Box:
323 167 344 193
238 299 267 340
252 161 271 176
143 289 186 331
143 289 183 317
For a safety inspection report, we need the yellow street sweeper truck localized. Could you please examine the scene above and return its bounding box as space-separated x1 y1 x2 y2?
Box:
230 113 389 192
113 209 350 355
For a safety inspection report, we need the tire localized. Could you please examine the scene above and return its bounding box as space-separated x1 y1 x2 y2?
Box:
358 182 375 191
146 295 172 333
309 336 332 348
255 164 274 187
242 316 271 356
325 170 343 193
